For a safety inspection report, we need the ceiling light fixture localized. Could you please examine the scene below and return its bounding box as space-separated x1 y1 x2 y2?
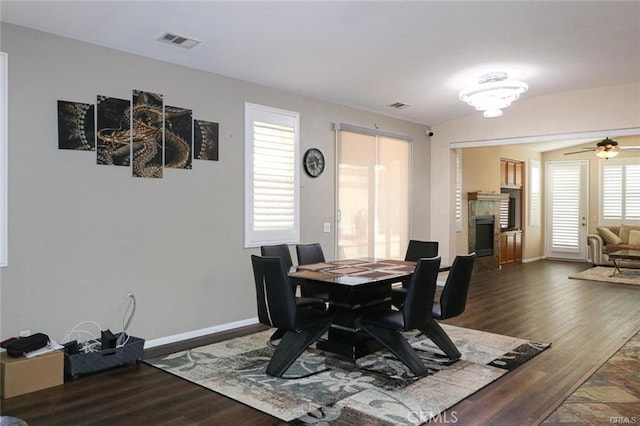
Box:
595 141 620 159
459 72 528 118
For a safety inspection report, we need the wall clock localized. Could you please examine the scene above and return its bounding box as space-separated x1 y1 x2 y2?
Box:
303 148 325 178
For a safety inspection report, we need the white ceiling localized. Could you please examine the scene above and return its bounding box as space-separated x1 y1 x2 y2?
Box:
1 1 639 129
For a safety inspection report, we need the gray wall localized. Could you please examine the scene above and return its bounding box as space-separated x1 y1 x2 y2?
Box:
0 24 431 345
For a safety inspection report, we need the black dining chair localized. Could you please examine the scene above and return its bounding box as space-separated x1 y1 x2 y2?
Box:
296 243 330 301
251 255 332 378
405 240 439 262
260 244 326 312
388 253 476 360
391 240 439 309
360 256 461 376
296 243 326 264
432 252 476 322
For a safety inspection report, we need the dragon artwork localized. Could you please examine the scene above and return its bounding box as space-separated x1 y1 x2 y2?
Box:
130 90 164 178
59 90 215 178
164 106 193 170
96 95 131 167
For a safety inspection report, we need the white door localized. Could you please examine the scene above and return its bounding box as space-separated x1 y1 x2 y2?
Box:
545 161 588 260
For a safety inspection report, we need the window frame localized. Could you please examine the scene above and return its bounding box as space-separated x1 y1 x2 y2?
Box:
0 53 7 266
244 102 300 248
528 159 541 226
599 157 640 226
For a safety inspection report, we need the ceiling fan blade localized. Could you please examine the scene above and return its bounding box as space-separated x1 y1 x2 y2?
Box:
620 146 640 150
564 149 594 155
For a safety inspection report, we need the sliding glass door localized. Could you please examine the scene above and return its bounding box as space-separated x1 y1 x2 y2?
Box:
337 128 410 259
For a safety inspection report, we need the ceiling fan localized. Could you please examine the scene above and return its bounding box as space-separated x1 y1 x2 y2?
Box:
564 137 640 159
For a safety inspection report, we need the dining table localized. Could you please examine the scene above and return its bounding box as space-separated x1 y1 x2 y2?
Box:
289 257 449 360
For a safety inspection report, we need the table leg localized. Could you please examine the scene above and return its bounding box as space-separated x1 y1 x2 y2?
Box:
610 259 621 277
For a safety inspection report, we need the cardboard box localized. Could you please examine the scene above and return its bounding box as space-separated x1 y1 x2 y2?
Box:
1 350 64 399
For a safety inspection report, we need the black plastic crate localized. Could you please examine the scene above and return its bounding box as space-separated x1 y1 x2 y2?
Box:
64 335 144 378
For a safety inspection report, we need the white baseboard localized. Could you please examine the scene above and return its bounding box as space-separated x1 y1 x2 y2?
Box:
144 317 259 349
522 256 545 263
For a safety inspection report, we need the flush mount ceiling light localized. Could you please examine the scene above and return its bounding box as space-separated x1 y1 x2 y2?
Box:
459 72 528 118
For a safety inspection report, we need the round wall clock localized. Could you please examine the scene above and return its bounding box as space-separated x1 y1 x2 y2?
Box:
303 148 325 178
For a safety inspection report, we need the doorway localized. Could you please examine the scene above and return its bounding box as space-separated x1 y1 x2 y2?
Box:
336 127 410 260
545 160 589 260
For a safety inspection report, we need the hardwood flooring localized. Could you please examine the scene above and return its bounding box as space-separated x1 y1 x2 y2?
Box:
1 260 639 425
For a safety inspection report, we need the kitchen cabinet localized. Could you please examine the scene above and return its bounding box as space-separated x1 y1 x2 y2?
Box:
501 159 523 188
500 230 522 265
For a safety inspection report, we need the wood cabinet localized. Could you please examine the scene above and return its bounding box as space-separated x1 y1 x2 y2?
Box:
500 230 522 265
501 159 523 188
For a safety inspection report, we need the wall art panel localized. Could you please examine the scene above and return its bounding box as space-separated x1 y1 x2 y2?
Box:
194 119 219 161
165 106 192 169
132 90 164 178
96 95 131 166
58 100 95 151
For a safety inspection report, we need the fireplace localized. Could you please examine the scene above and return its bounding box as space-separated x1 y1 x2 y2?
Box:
475 216 495 257
468 192 509 272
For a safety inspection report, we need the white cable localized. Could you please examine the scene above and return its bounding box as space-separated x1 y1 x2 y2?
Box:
61 320 103 344
117 294 136 347
122 294 136 332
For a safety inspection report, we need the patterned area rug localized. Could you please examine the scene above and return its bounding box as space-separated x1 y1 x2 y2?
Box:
146 325 549 425
569 266 640 286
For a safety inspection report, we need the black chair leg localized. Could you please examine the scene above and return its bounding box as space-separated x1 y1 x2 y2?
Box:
265 322 330 378
269 328 285 342
360 323 429 377
417 320 461 361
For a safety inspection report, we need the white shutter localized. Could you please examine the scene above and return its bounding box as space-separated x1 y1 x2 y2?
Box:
244 103 299 247
624 164 640 220
499 198 509 229
455 149 463 232
253 121 295 230
550 165 580 250
529 160 541 226
600 159 640 226
602 164 623 220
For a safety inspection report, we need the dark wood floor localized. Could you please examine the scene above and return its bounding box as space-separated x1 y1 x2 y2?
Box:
2 260 639 425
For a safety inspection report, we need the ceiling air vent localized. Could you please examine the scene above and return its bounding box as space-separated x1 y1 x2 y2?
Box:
157 32 201 49
387 102 411 110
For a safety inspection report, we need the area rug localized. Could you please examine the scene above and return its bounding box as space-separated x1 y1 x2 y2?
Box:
146 325 549 425
569 266 640 287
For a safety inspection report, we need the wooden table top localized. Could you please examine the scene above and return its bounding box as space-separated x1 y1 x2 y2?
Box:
289 258 418 287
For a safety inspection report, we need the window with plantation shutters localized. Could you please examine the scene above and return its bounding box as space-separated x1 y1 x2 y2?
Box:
244 103 299 247
600 159 640 225
455 149 463 233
